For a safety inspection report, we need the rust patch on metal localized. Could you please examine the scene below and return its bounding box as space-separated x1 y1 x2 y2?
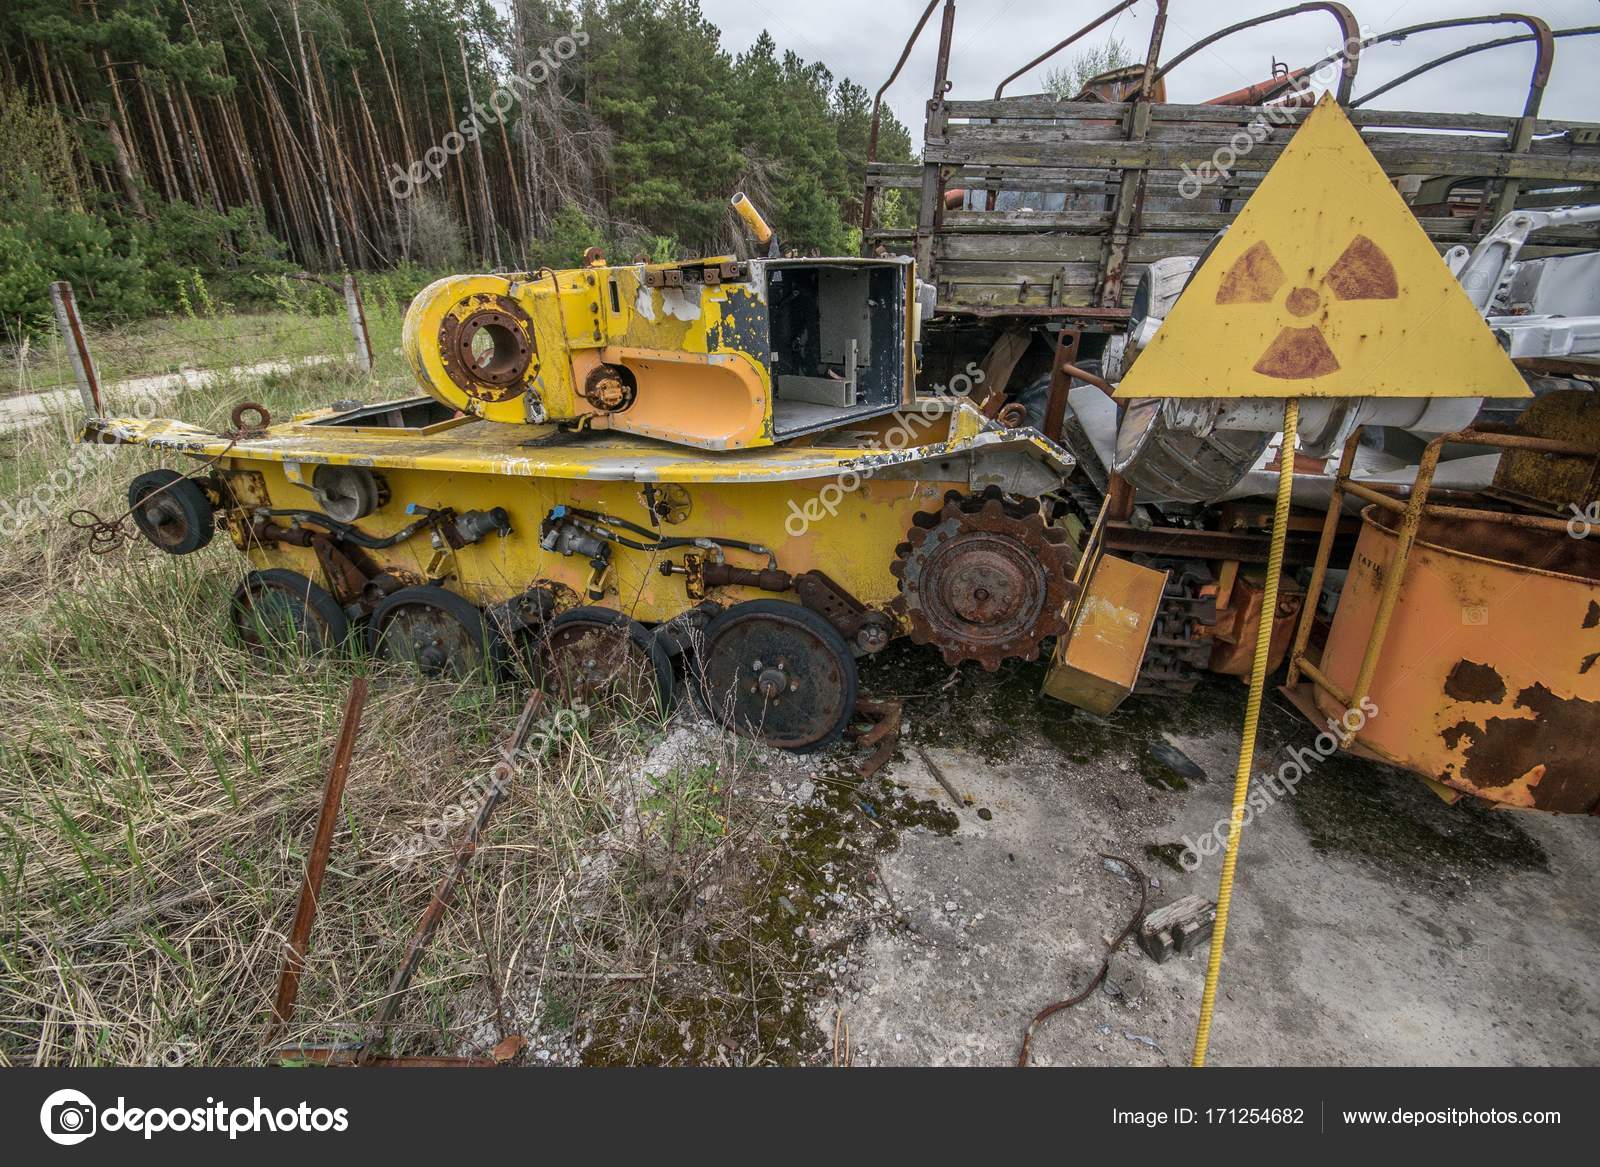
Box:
437 294 536 403
851 697 903 780
1443 660 1506 704
1443 682 1600 813
1253 326 1340 379
1214 241 1284 304
1324 235 1399 301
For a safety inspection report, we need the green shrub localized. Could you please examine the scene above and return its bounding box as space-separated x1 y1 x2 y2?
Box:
0 193 155 326
528 205 605 270
134 201 293 312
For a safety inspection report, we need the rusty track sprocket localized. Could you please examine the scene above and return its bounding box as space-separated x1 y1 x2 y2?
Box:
890 489 1077 670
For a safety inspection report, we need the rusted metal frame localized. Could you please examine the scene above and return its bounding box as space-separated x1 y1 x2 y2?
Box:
951 304 1131 322
1105 474 1136 523
1342 19 1571 231
914 1 960 276
1053 493 1113 661
862 0 945 234
1334 435 1450 744
1292 655 1352 708
1342 479 1407 514
48 281 105 416
1041 328 1083 444
1101 521 1340 564
1459 430 1599 457
991 0 1148 101
1094 100 1153 308
1286 424 1374 723
1280 434 1361 701
1350 20 1561 115
1289 426 1600 745
985 2 1168 208
922 134 1600 181
1315 16 1553 119
1419 503 1577 534
1152 4 1361 103
269 678 370 1043
362 690 546 1062
1093 9 1170 308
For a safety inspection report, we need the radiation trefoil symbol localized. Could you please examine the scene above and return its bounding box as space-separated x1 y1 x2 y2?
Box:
1214 235 1399 380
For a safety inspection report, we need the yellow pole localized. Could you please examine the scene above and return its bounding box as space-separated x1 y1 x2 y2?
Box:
1190 397 1299 1067
730 192 774 245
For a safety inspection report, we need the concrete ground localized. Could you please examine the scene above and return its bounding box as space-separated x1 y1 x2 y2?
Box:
817 649 1600 1067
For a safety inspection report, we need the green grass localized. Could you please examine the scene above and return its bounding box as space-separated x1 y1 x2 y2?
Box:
0 336 813 1066
2 273 421 400
4 311 353 398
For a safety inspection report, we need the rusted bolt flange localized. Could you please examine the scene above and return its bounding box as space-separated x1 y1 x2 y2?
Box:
437 295 537 403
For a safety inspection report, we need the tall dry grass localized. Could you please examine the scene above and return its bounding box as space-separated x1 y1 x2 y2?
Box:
0 351 840 1067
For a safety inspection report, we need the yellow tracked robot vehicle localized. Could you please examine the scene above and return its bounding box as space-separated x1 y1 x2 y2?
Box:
92 205 1078 750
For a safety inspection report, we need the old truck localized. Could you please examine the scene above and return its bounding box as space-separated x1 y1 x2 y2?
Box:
858 0 1600 812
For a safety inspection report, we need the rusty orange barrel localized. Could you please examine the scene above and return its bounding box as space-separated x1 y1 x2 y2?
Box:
1313 505 1600 813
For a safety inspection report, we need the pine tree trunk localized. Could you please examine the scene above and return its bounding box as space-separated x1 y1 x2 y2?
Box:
106 119 147 215
458 30 502 268
289 0 346 267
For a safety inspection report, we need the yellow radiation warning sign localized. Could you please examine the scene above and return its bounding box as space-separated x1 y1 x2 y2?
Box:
1117 95 1528 399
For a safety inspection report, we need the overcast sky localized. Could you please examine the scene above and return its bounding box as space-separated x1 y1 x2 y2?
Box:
692 0 1598 135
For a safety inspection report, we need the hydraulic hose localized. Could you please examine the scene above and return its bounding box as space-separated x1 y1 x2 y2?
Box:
1191 397 1299 1068
564 507 777 565
258 508 431 550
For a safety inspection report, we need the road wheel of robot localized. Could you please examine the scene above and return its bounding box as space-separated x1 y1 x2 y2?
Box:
229 569 350 656
695 600 857 753
368 586 500 680
538 607 674 721
128 468 214 555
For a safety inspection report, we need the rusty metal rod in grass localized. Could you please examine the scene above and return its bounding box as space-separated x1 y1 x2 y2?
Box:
269 677 370 1041
363 690 546 1060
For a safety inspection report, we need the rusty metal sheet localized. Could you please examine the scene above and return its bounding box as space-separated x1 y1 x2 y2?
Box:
1313 506 1600 813
1042 554 1169 716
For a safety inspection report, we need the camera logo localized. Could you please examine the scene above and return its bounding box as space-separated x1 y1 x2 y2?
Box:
41 1088 97 1146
